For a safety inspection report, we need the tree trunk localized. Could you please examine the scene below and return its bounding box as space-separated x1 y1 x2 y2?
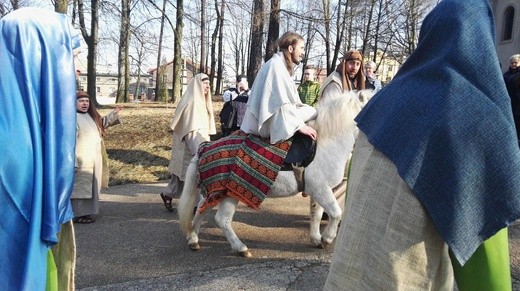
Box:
155 0 167 102
331 0 348 74
10 0 19 10
215 0 225 94
247 0 264 85
264 0 280 62
54 0 67 13
78 0 100 103
116 0 131 103
200 0 206 73
322 0 331 74
209 0 220 93
172 0 184 103
361 0 376 56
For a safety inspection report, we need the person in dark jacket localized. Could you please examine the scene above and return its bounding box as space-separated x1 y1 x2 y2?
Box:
503 53 520 142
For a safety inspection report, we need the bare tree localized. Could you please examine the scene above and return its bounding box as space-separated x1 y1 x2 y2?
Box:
10 0 19 10
224 2 252 78
321 0 332 73
16 0 438 98
387 0 434 61
172 0 184 103
116 0 131 103
129 32 152 101
154 0 167 102
200 0 206 73
215 0 225 94
360 0 376 56
77 0 100 102
264 0 280 62
209 0 225 94
247 0 264 85
209 0 220 92
329 0 349 72
54 0 67 13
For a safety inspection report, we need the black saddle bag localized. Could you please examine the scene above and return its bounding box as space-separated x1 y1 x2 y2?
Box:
281 132 316 170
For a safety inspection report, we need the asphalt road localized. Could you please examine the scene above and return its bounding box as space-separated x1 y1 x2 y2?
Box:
74 181 520 290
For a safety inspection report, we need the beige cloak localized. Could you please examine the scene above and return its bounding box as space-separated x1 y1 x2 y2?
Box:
168 73 216 181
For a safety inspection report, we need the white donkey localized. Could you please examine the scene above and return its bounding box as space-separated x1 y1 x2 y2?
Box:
178 90 373 257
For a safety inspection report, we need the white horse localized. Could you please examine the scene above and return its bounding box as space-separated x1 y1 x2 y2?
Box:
178 90 373 257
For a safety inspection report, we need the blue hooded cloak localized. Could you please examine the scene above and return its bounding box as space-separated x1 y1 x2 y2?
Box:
355 0 520 265
0 8 77 289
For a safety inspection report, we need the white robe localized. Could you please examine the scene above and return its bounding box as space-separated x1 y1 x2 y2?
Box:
71 111 120 217
240 52 316 144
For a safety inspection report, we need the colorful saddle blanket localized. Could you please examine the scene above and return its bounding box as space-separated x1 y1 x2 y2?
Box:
197 131 291 213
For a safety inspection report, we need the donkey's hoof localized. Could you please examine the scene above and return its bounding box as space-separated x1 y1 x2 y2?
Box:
239 250 252 258
188 242 201 251
310 238 322 247
320 240 332 249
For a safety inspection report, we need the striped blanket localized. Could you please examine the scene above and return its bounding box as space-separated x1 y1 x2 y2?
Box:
197 131 291 213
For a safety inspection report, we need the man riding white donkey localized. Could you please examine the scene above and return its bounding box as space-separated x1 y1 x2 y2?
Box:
178 32 371 257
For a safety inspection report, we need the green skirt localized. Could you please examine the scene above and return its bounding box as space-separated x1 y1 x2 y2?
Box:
451 228 511 291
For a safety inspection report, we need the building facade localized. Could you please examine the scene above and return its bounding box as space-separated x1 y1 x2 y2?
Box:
76 72 151 103
491 0 520 72
365 50 402 85
148 58 202 99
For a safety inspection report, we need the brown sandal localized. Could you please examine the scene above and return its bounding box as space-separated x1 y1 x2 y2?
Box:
160 193 174 212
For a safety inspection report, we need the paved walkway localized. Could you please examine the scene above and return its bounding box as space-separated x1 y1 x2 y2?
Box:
74 181 520 290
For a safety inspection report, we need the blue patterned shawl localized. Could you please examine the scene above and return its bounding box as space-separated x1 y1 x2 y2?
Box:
355 0 520 265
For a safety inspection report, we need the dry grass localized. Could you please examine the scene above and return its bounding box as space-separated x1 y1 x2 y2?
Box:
99 96 224 186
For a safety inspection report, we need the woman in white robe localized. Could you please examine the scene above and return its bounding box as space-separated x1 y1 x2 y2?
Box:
160 73 216 211
72 91 121 223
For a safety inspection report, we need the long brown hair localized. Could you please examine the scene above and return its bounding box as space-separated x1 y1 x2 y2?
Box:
277 31 304 75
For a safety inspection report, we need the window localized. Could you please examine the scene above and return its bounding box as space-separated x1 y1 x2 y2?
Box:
96 87 100 93
503 6 515 41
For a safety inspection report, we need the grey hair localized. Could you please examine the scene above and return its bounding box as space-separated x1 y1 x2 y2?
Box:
365 61 376 70
510 54 520 63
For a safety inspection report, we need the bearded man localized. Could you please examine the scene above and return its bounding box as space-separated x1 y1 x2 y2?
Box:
240 31 317 144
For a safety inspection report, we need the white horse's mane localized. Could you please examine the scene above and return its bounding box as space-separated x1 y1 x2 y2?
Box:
311 90 374 142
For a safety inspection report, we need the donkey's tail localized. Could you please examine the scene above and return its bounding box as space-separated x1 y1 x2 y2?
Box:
178 155 200 236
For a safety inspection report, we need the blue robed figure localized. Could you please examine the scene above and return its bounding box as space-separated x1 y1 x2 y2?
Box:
0 8 78 290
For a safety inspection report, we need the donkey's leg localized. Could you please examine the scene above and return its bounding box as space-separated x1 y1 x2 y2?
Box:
307 185 342 249
214 197 251 257
309 197 325 247
320 197 342 248
187 197 210 251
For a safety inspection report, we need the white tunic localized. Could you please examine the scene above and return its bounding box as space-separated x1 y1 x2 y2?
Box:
240 52 316 144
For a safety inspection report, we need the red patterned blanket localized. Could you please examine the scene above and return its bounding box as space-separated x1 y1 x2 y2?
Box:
197 131 291 213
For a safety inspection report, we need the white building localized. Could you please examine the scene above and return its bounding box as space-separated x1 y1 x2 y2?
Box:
76 72 151 104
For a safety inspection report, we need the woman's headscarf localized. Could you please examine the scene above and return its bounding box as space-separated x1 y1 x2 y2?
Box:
355 0 520 265
169 73 217 137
